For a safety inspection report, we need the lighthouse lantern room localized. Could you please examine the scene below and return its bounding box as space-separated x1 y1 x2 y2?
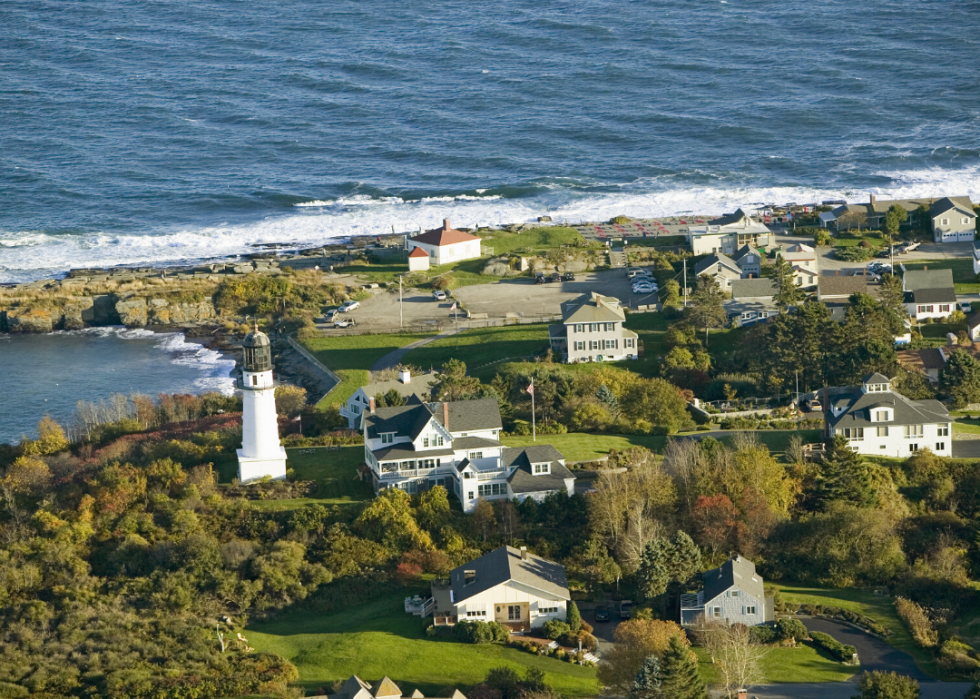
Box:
237 325 287 482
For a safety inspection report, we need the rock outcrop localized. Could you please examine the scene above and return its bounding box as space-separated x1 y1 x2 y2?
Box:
4 307 55 333
115 297 148 327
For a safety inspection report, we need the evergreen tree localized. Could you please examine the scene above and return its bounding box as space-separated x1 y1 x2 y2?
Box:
883 204 907 241
637 537 672 599
630 656 662 699
662 279 681 308
596 384 620 419
669 530 701 585
940 349 980 408
812 435 878 511
686 274 727 345
770 255 801 311
659 635 707 699
566 600 582 633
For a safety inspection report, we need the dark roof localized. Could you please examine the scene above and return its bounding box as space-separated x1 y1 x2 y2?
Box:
732 245 761 263
730 278 777 300
365 398 502 440
904 269 954 292
709 209 750 227
968 312 980 330
502 445 573 494
451 545 570 603
817 276 875 298
434 398 503 433
863 372 891 385
930 196 975 218
365 402 432 440
372 445 456 461
906 288 957 304
453 436 502 450
694 253 740 276
825 384 950 430
703 555 765 605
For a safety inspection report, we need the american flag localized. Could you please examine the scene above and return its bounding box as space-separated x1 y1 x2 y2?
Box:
527 382 534 395
449 302 457 311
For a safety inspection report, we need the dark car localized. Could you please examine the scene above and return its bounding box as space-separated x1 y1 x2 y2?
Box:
535 272 546 284
561 271 575 281
594 605 610 622
876 249 891 258
549 272 562 283
619 600 633 619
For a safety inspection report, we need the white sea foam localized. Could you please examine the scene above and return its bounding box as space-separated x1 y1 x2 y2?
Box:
5 169 980 283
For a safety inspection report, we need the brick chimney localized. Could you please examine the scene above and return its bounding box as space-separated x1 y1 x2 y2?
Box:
870 193 876 207
737 690 747 699
369 397 375 414
443 218 451 231
443 402 449 431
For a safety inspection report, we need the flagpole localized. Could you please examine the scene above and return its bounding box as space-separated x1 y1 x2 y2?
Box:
531 379 536 442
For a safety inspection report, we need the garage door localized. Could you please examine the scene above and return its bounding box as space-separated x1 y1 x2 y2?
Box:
958 230 976 242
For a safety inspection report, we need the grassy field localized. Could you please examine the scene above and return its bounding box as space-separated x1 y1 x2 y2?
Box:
501 430 820 463
248 446 372 511
302 334 434 406
776 583 939 679
246 592 600 697
953 420 980 435
693 645 857 684
402 324 552 382
903 258 980 294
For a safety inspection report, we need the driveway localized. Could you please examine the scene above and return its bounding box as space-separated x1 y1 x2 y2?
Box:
744 682 971 699
803 617 930 680
582 601 623 657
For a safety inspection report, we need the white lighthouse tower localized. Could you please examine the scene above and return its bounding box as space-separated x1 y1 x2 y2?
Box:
237 325 287 482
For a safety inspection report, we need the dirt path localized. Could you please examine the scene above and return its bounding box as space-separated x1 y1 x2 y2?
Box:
369 328 462 372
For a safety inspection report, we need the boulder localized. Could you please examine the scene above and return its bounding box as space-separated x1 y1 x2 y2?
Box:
6 307 55 333
482 256 521 277
116 297 148 326
148 301 216 325
62 297 95 330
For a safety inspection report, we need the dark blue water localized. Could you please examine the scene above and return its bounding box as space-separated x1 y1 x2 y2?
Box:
2 0 980 281
0 328 235 443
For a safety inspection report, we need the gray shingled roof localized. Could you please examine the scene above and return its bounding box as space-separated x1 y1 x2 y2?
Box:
709 209 750 227
930 196 975 218
357 372 438 402
453 436 502 450
904 268 954 292
907 288 957 304
703 556 765 605
563 293 626 324
695 253 740 276
732 245 761 262
968 313 980 331
817 276 875 298
433 398 502 433
730 278 777 300
825 384 950 431
365 397 502 440
451 545 570 603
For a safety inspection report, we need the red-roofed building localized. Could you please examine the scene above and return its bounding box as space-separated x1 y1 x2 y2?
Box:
408 246 430 272
407 219 482 265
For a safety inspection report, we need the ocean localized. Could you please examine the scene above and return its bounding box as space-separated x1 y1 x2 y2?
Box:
0 328 235 444
1 0 979 283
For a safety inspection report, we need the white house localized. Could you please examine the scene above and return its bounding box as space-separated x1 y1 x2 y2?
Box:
681 555 771 627
688 209 775 255
362 396 573 513
822 373 951 457
329 675 466 699
341 369 439 429
548 292 638 363
778 243 817 270
903 268 956 321
408 246 430 271
406 219 482 265
426 545 570 631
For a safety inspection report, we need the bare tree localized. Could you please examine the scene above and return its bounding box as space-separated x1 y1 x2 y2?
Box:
697 622 768 698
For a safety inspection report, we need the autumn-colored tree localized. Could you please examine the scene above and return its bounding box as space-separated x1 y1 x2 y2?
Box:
20 416 70 456
691 494 740 558
597 619 689 695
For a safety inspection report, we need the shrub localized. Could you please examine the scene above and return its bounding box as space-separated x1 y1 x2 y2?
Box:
856 671 919 699
487 621 510 643
775 618 808 642
938 639 980 674
749 625 777 644
835 246 876 262
559 630 598 652
895 597 938 649
453 620 497 644
542 620 571 641
809 631 857 662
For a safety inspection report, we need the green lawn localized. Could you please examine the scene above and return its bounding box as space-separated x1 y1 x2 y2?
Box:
776 583 939 679
903 259 980 294
302 334 434 406
919 322 966 339
248 446 372 511
402 324 552 381
246 592 600 697
693 645 857 684
481 227 595 256
953 420 980 435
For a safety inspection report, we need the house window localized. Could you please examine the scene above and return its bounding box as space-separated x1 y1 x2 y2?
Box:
938 425 950 437
841 428 864 441
712 607 721 618
575 341 585 351
910 444 919 453
508 605 521 621
575 324 583 333
917 305 934 314
963 218 970 225
730 590 739 597
534 463 550 474
940 305 950 313
470 452 483 460
604 339 617 350
905 425 924 438
746 606 757 615
539 605 558 615
423 437 429 447
464 472 473 479
468 491 475 500
466 610 486 618
437 436 444 446
937 442 946 451
942 218 949 225
874 411 889 422
605 323 615 332
381 433 394 444
877 426 889 437
625 338 634 348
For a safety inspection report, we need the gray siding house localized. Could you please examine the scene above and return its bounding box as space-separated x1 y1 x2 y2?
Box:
931 197 976 243
681 555 771 627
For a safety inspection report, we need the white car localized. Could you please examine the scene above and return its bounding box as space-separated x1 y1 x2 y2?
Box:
961 301 973 314
432 290 447 301
627 268 652 278
338 300 360 312
633 283 658 294
333 318 356 329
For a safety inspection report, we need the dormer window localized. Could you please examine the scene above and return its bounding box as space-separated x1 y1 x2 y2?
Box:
464 570 476 585
873 410 892 422
533 463 550 475
381 433 394 444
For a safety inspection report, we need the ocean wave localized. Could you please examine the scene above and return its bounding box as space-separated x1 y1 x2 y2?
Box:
6 169 980 283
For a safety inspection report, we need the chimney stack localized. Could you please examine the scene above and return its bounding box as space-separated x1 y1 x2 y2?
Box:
443 402 449 431
399 368 411 384
520 546 528 561
369 397 375 414
443 218 451 231
870 193 876 207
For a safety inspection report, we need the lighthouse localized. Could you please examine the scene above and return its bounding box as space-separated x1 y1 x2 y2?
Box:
236 325 287 482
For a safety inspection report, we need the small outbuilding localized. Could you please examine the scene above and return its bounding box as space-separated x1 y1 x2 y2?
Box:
408 246 430 272
407 219 482 265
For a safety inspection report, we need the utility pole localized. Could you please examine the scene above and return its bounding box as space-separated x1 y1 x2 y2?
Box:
683 258 688 307
529 379 536 442
399 275 403 329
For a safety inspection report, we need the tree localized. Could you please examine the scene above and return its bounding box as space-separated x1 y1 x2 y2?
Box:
630 656 661 699
701 623 767 699
687 274 727 345
636 531 702 600
878 274 906 319
596 384 620 419
473 498 497 542
659 635 707 699
884 205 907 242
20 416 70 456
597 620 690 696
855 671 919 699
376 388 407 408
274 385 307 417
435 359 482 401
621 378 695 434
662 279 681 308
567 600 582 632
941 349 980 408
485 667 522 699
770 255 801 311
811 435 878 510
691 495 740 558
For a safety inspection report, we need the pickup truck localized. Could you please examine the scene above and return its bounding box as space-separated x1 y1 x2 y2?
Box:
619 600 633 619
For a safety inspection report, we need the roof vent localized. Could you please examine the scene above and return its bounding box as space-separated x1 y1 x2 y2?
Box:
520 546 528 561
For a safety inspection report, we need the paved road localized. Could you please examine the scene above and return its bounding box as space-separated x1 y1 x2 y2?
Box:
804 617 930 680
744 682 972 699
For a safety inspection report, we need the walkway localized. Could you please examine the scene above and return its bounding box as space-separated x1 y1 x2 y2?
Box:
745 682 971 699
609 247 628 268
369 328 463 372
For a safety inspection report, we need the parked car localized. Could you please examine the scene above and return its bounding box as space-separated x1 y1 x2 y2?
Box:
549 272 562 283
561 272 576 281
535 272 546 284
432 290 447 301
627 268 651 278
333 318 356 329
903 241 921 253
338 300 360 312
961 301 973 314
633 283 657 294
619 600 633 619
876 249 892 259
594 605 610 622
323 308 338 321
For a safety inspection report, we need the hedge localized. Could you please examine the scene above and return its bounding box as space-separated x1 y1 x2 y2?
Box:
809 631 858 662
798 604 890 637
